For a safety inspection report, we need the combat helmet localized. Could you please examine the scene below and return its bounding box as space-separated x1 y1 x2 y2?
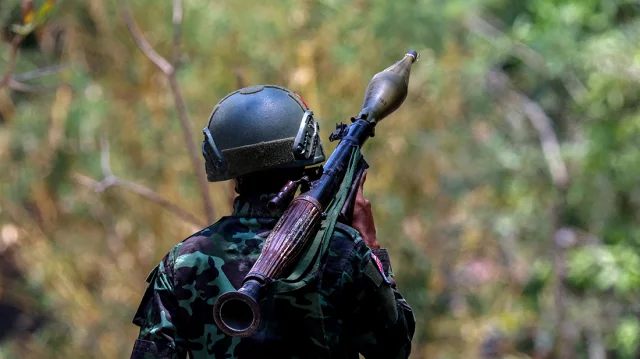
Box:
202 85 326 182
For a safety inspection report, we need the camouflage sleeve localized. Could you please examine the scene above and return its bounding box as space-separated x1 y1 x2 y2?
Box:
129 248 187 359
344 243 416 359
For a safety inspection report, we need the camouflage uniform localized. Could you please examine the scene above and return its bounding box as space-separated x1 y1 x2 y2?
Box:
130 193 415 359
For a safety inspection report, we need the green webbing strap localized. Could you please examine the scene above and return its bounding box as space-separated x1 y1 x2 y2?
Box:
271 145 362 293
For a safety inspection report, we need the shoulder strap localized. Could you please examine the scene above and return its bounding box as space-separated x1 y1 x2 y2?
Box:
271 144 362 292
333 222 362 243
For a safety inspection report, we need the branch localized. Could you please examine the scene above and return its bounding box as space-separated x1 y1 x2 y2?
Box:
487 70 570 189
166 74 216 222
172 0 183 65
2 1 62 90
466 14 546 73
496 230 527 287
11 64 68 82
73 173 205 228
466 14 586 101
100 136 114 177
488 69 573 359
549 222 574 359
585 325 606 359
6 63 69 93
120 0 216 224
120 0 174 75
518 96 570 189
72 138 205 228
0 35 26 88
8 79 68 93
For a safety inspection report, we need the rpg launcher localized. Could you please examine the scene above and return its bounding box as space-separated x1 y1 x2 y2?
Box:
212 50 419 337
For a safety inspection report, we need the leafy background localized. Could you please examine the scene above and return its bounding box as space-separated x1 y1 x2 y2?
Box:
0 0 639 358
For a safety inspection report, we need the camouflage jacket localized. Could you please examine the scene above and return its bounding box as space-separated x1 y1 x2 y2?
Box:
130 194 415 359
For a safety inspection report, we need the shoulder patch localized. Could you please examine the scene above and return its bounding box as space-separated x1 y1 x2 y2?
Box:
371 253 392 284
363 253 393 287
363 258 383 287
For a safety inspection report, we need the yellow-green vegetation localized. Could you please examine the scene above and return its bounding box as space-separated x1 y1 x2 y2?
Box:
1 0 639 358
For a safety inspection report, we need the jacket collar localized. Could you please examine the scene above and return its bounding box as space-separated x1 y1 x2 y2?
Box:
231 193 287 218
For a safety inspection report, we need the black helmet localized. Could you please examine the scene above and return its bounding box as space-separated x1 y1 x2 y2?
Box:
202 85 325 182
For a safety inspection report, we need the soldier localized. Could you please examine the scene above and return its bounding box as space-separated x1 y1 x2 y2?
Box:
129 85 415 359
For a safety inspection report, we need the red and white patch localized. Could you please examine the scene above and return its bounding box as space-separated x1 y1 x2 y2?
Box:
371 253 391 284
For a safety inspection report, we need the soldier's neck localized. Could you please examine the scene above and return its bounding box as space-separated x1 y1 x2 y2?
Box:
231 192 288 218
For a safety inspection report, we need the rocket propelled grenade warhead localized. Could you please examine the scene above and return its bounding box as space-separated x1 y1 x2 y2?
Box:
357 50 419 124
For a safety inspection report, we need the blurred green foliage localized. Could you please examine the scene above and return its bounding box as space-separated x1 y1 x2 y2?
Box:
0 0 639 358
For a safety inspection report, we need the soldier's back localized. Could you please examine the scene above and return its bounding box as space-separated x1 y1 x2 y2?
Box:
134 207 368 359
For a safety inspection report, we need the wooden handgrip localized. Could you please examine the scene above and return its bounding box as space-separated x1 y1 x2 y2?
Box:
247 195 323 281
